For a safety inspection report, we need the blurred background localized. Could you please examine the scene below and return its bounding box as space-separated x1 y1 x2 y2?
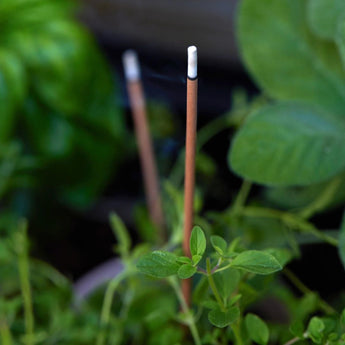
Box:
1 0 256 281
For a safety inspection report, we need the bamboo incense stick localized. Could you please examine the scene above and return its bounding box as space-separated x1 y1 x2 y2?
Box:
123 50 165 241
182 46 198 305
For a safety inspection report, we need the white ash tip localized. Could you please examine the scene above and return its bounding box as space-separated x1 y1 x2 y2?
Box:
123 50 140 81
187 45 197 79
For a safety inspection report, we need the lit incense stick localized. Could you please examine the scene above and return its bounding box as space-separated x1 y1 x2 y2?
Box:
182 46 198 305
123 50 165 241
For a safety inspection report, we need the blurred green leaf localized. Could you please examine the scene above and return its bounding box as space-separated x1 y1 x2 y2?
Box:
245 313 269 345
230 250 282 275
190 226 206 258
177 264 197 279
230 103 345 186
238 0 345 116
208 306 240 328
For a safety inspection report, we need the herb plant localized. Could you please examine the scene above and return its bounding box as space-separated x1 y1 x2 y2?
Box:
0 0 126 210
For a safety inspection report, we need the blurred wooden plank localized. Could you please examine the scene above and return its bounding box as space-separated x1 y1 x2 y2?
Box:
80 0 239 66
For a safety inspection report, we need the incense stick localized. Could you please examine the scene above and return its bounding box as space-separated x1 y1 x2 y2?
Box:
182 46 198 305
123 50 165 242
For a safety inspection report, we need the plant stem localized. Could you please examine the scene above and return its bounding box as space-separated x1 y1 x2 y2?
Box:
96 271 129 345
239 206 338 246
283 336 301 345
16 223 34 345
0 320 12 345
232 180 252 213
206 258 226 312
283 268 336 314
298 176 341 220
232 322 244 345
169 277 201 345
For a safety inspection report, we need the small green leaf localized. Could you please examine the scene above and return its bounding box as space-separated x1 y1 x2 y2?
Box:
307 317 325 344
245 313 269 345
177 264 197 279
208 306 240 328
340 308 345 326
190 226 206 258
137 251 180 278
290 321 305 338
210 236 227 255
264 248 293 267
229 294 242 306
213 269 240 300
230 250 282 275
177 256 192 264
192 255 202 265
110 213 131 257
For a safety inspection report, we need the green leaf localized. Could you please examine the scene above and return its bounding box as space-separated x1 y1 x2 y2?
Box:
208 306 240 328
307 0 345 40
238 0 345 116
230 102 345 186
264 248 293 267
177 264 197 279
307 317 325 344
210 236 227 255
177 256 192 264
137 251 180 278
245 313 269 345
190 226 206 258
192 255 202 265
213 269 240 300
109 213 131 258
230 250 282 275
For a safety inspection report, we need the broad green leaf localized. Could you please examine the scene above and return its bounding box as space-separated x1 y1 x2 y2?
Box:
307 317 325 344
208 306 240 328
307 0 345 40
230 103 345 186
338 209 345 271
213 269 240 300
230 250 282 275
109 213 131 258
210 236 227 255
238 0 345 116
137 251 180 278
190 226 206 258
177 264 197 279
245 313 269 345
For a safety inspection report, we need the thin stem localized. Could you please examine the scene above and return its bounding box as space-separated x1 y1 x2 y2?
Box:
169 277 201 345
0 320 12 345
283 268 336 315
206 258 226 312
96 271 129 345
16 223 34 345
232 322 244 345
232 180 252 213
283 336 301 345
239 206 338 246
298 176 341 220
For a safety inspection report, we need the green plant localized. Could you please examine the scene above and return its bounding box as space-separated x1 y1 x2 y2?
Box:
0 0 126 210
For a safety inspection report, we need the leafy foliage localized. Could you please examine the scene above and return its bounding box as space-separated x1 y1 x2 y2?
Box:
0 0 126 209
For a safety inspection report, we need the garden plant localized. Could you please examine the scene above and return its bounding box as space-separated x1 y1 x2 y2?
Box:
2 0 345 344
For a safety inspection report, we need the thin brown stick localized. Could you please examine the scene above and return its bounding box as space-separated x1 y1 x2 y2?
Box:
182 46 198 306
124 51 165 242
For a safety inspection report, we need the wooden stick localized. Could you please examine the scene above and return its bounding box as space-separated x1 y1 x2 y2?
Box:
182 46 198 305
123 50 165 242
